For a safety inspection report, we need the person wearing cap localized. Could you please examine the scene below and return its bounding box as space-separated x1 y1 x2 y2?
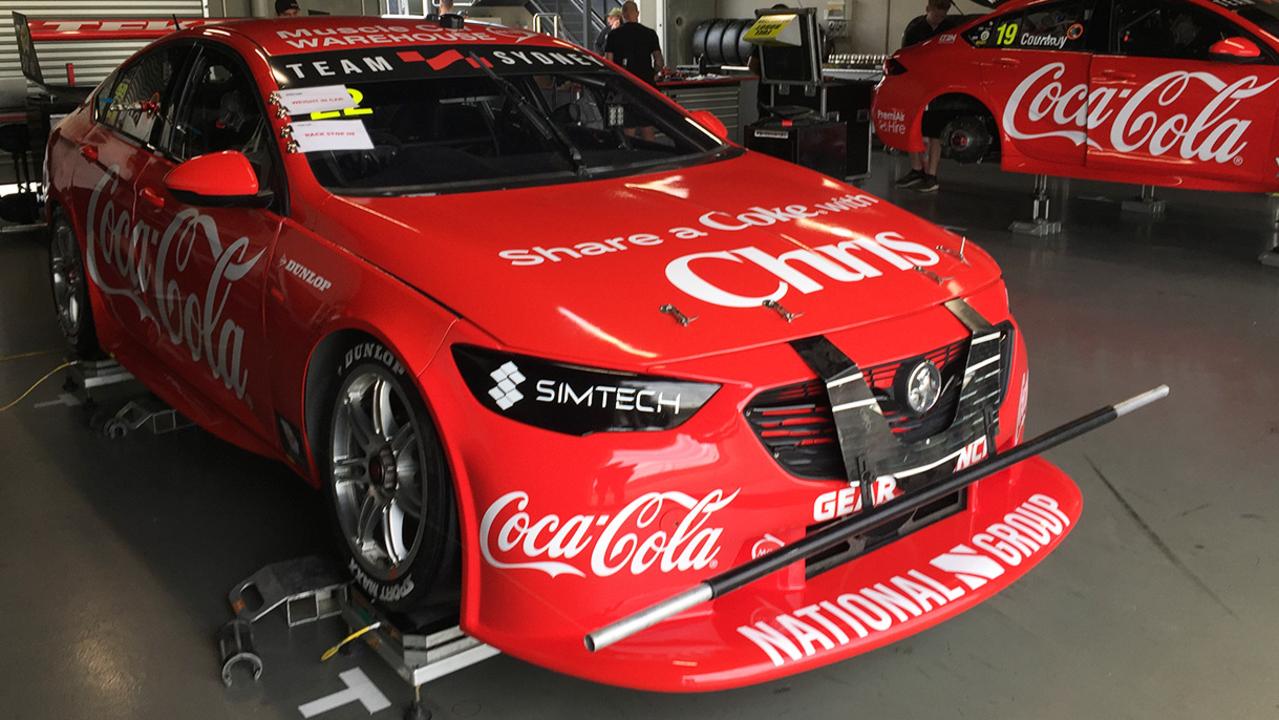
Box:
595 8 623 56
275 0 300 16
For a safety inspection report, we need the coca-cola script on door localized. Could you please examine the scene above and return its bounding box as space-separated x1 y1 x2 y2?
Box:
1006 61 1278 173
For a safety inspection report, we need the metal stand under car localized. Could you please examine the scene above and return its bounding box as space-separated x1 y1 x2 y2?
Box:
1261 194 1279 268
222 556 497 720
1009 174 1063 236
63 359 193 438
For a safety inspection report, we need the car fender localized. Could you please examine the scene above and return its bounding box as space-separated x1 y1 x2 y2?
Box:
264 218 460 484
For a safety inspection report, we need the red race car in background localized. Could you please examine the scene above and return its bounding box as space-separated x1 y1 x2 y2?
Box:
875 0 1279 193
43 17 1080 690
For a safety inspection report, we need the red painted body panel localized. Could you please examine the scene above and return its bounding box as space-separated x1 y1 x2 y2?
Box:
873 0 1279 193
43 17 1081 690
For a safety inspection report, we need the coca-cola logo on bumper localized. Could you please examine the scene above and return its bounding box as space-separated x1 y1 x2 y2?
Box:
1004 62 1275 165
479 489 739 578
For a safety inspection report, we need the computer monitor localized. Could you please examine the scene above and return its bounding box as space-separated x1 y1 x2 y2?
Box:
12 12 44 86
751 7 822 86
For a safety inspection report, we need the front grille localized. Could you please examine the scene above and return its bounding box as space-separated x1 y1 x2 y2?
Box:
745 324 1013 480
805 487 967 578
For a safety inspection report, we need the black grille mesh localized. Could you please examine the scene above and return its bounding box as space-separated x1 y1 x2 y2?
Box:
745 324 1013 480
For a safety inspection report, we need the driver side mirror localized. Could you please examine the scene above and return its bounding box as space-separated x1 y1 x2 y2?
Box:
1209 37 1262 61
164 150 271 208
690 109 730 142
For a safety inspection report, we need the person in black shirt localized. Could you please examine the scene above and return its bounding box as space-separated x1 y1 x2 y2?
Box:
604 1 665 86
896 0 959 193
595 7 623 56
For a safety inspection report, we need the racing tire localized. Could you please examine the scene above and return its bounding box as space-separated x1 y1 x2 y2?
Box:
48 206 103 359
941 114 995 165
321 341 459 612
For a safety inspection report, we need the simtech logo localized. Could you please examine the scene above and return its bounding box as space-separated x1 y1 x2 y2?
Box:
487 361 526 410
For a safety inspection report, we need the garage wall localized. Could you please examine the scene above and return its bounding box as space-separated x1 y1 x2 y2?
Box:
0 0 208 88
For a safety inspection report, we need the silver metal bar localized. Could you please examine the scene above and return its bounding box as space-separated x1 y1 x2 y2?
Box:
1114 384 1169 417
585 584 712 652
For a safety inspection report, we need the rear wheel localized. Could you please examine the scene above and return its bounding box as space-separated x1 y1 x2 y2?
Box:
323 343 458 612
48 207 102 358
941 114 996 165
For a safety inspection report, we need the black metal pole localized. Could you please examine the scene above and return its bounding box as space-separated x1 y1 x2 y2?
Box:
584 385 1168 652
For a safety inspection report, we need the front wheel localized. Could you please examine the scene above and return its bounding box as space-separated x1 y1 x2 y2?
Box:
324 344 458 611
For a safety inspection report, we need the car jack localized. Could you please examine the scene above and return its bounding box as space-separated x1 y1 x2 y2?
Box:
223 555 497 720
1009 174 1063 236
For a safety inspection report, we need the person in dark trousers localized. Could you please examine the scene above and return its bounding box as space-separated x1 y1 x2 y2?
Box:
895 0 959 193
595 8 623 56
275 0 300 16
604 1 665 86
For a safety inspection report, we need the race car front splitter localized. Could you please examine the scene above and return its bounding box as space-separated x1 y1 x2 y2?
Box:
489 455 1080 692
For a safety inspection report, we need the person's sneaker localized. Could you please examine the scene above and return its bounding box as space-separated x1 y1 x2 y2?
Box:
914 175 939 193
895 170 926 188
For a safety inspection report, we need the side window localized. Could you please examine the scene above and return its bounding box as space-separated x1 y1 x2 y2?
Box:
168 45 276 192
1114 0 1253 60
101 44 190 145
966 0 1098 52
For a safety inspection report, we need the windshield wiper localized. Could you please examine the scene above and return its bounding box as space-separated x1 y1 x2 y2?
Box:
468 52 586 175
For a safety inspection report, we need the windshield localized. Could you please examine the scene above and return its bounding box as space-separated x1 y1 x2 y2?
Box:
270 45 730 196
1224 0 1279 38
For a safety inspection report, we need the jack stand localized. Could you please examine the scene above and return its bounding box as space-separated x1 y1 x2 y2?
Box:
1009 174 1062 236
1121 185 1166 216
1261 194 1279 267
223 555 498 717
62 359 193 438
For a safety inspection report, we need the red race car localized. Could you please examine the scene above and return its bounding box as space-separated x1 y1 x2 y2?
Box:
874 0 1279 193
44 17 1079 690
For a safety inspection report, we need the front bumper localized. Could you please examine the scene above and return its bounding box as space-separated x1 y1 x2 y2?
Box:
489 458 1078 691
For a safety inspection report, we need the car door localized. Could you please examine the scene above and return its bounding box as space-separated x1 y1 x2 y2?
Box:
1088 0 1279 185
71 42 194 337
129 41 285 433
964 0 1103 168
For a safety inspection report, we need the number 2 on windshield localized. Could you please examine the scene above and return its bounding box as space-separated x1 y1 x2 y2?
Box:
996 21 1019 46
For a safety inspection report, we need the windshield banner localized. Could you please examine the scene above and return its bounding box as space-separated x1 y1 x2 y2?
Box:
271 45 605 88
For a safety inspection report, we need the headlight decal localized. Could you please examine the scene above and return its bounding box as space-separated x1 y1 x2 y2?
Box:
453 345 719 435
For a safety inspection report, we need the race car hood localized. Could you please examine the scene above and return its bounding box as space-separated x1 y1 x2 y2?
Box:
321 152 1003 369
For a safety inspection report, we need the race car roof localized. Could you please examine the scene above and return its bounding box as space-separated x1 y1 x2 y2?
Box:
205 16 570 57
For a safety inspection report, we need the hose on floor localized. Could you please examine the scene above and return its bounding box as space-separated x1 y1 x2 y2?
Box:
0 361 74 412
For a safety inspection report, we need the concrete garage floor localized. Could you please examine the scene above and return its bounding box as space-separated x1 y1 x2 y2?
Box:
2 153 1277 719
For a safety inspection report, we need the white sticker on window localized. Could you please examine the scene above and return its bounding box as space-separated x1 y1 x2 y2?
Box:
277 85 356 115
291 120 374 152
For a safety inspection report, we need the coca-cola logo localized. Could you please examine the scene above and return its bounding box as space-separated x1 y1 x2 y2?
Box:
1004 62 1275 164
85 168 263 399
479 489 739 578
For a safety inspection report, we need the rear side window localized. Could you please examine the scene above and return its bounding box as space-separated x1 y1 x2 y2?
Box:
966 0 1099 52
101 44 191 146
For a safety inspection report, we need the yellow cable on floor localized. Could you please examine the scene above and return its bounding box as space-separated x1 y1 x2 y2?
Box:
0 361 74 412
321 622 382 662
0 349 57 363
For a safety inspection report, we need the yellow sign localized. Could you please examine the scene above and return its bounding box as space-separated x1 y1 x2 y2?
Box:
744 14 802 47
